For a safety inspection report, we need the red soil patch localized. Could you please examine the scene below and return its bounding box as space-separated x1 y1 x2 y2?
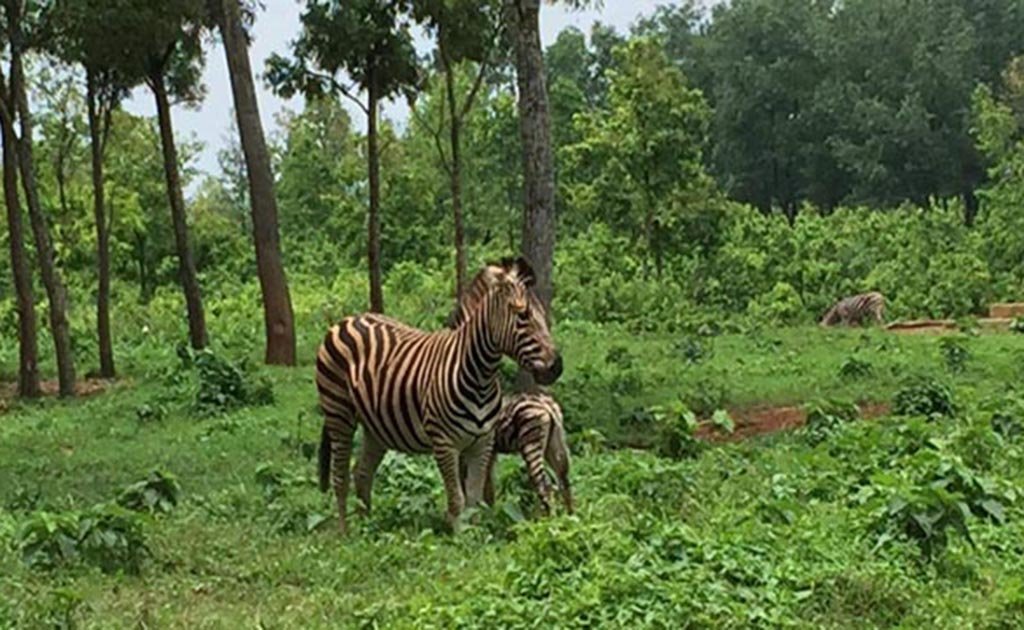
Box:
0 377 117 414
696 401 890 443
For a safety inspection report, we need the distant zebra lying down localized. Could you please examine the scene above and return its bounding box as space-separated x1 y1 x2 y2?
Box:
463 391 573 514
820 291 886 327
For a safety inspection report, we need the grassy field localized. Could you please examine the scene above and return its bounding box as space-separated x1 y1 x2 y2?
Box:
2 325 1024 628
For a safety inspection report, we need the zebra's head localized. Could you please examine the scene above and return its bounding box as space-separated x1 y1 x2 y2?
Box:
452 257 563 385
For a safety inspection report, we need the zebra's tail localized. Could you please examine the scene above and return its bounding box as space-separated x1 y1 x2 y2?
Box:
318 424 331 492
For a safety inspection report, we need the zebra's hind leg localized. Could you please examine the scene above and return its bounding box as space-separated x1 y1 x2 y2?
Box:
520 424 554 515
546 420 574 514
324 413 357 535
432 442 466 532
354 433 387 516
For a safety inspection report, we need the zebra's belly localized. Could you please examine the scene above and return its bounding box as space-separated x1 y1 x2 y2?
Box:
352 386 434 454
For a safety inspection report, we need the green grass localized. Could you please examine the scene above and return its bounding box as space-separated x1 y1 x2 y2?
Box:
2 325 1024 628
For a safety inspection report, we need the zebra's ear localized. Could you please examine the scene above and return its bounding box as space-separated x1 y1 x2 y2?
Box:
512 256 535 287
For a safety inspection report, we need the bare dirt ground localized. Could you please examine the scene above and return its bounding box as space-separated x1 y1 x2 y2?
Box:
0 378 117 414
697 401 890 442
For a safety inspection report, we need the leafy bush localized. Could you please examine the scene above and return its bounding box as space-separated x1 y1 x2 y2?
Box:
652 400 703 459
17 505 149 574
939 336 972 374
681 374 729 419
804 399 860 445
134 403 167 424
117 470 181 514
179 346 275 416
1011 317 1024 334
838 356 874 379
987 394 1024 441
675 335 714 365
874 453 1013 558
893 377 956 418
711 408 735 434
747 281 804 325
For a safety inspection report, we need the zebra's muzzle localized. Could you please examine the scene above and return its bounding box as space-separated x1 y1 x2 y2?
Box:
532 352 563 385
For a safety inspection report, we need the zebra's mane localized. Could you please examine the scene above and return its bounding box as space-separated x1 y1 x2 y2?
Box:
445 257 535 329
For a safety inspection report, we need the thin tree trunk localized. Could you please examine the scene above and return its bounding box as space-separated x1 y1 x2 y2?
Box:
87 73 115 377
367 76 384 314
11 49 76 397
219 0 296 365
509 0 555 311
151 72 207 349
444 59 467 298
509 0 556 390
1 105 39 398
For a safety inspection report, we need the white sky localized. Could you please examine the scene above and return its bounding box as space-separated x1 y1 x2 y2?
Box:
122 0 670 180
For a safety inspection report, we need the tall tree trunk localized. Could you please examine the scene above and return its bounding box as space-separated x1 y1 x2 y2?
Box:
219 0 296 365
509 0 556 390
444 61 467 298
367 76 384 314
11 51 76 397
508 0 555 311
86 73 115 378
1 107 39 398
151 72 208 349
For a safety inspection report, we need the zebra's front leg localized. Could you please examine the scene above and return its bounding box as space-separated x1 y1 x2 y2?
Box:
432 443 465 532
463 432 496 511
354 432 387 516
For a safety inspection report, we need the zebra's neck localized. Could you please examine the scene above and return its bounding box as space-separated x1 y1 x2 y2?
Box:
454 299 503 401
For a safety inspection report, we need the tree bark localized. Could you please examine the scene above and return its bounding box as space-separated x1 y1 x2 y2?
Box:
1 102 39 398
508 0 556 311
218 0 296 365
367 73 384 313
151 72 208 349
509 0 556 390
86 72 115 377
10 46 76 397
444 59 467 298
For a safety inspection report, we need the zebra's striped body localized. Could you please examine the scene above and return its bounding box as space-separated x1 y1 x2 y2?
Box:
482 391 573 514
820 291 886 327
316 258 561 534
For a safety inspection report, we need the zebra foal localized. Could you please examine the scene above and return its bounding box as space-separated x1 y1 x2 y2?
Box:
315 258 562 534
478 391 573 514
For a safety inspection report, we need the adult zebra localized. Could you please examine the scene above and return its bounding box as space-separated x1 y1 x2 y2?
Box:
820 291 886 327
316 258 562 534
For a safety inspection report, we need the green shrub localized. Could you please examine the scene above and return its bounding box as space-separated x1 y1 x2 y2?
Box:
675 335 714 365
873 452 1012 559
939 336 972 374
893 377 956 418
652 400 703 459
681 374 729 419
747 281 804 325
804 399 860 445
1011 317 1024 334
838 356 874 379
117 470 181 514
179 346 275 416
17 505 149 574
